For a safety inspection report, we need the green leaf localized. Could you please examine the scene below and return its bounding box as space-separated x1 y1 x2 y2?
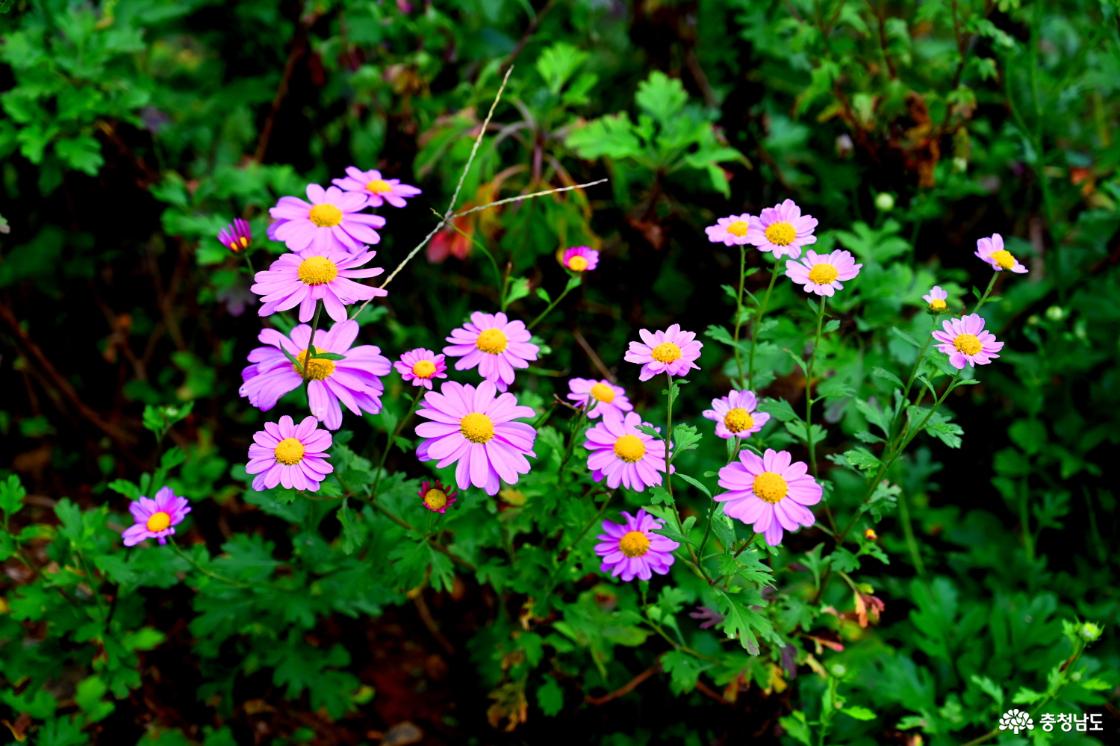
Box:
54 136 103 175
506 276 532 304
661 650 703 694
536 677 564 716
842 706 877 720
0 474 27 515
675 472 712 498
635 71 688 121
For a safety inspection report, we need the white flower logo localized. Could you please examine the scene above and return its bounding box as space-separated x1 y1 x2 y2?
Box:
998 709 1034 735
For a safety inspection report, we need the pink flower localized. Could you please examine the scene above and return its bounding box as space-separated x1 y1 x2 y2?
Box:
583 411 671 492
561 245 599 272
251 247 386 323
246 415 333 492
748 199 818 258
218 218 252 253
240 320 391 430
418 480 457 514
122 487 191 547
443 312 539 392
268 184 386 254
715 449 821 546
624 324 702 381
785 250 862 296
923 285 948 311
702 390 769 440
566 378 632 420
332 166 422 208
414 380 537 496
395 348 448 390
975 233 1027 273
595 509 679 582
705 213 753 246
931 313 1004 369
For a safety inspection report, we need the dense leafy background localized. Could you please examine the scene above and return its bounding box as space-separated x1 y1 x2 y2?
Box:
1 0 1118 744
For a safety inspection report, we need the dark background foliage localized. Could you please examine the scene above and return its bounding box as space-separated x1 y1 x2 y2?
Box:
1 0 1118 744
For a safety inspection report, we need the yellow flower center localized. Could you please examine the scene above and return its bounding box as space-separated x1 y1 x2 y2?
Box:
475 328 508 355
753 471 789 503
651 342 682 363
423 489 449 511
308 203 344 228
411 359 437 378
365 179 392 194
724 408 755 434
990 249 1016 270
293 350 335 380
297 255 339 286
808 263 839 285
764 221 796 246
954 333 982 356
618 530 651 558
929 298 947 311
726 220 749 237
274 437 305 465
590 383 616 403
460 412 495 444
613 434 646 463
567 255 589 271
145 511 171 532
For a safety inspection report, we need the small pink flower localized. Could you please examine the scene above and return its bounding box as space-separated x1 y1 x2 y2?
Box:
122 487 191 547
595 509 679 582
246 415 334 492
705 213 753 246
395 348 448 390
250 247 386 323
715 449 821 546
443 312 539 392
561 246 599 272
931 313 1003 369
418 480 457 514
268 184 386 254
624 324 702 381
785 250 862 296
218 218 252 253
923 285 949 311
566 378 632 420
975 233 1027 273
748 199 818 258
702 390 769 440
332 166 422 208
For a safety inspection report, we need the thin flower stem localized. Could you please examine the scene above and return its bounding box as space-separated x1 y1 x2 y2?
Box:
746 259 783 389
168 541 252 589
663 371 675 501
804 296 827 477
971 273 999 315
731 244 747 386
557 407 588 484
529 278 579 330
242 253 255 277
301 301 323 383
543 487 612 592
370 389 424 500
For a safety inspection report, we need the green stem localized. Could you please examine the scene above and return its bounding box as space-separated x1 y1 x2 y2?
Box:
731 245 748 386
169 541 252 589
746 259 783 389
971 273 999 315
301 301 324 383
804 296 827 477
557 408 588 484
242 253 255 276
663 372 675 500
529 279 579 330
897 488 925 576
371 389 424 499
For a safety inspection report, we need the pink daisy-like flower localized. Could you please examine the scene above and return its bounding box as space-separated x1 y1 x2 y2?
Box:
702 389 770 440
624 324 702 382
715 448 821 546
246 415 333 491
931 313 1004 369
595 509 679 582
975 233 1027 273
418 480 457 514
584 411 671 492
395 348 448 390
561 246 599 272
923 285 949 311
240 320 391 430
443 312 539 392
122 487 191 547
251 247 386 323
332 166 422 208
785 249 862 296
705 213 754 246
218 218 252 254
414 380 537 496
268 184 386 254
566 378 633 420
748 199 818 258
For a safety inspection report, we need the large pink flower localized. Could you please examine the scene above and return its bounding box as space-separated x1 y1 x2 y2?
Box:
624 324 702 381
240 320 391 430
268 184 386 254
583 411 671 492
715 448 821 546
595 509 679 582
443 312 539 392
251 247 385 323
246 415 333 492
931 313 1003 369
414 380 537 495
785 250 862 297
747 199 818 258
566 378 632 420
